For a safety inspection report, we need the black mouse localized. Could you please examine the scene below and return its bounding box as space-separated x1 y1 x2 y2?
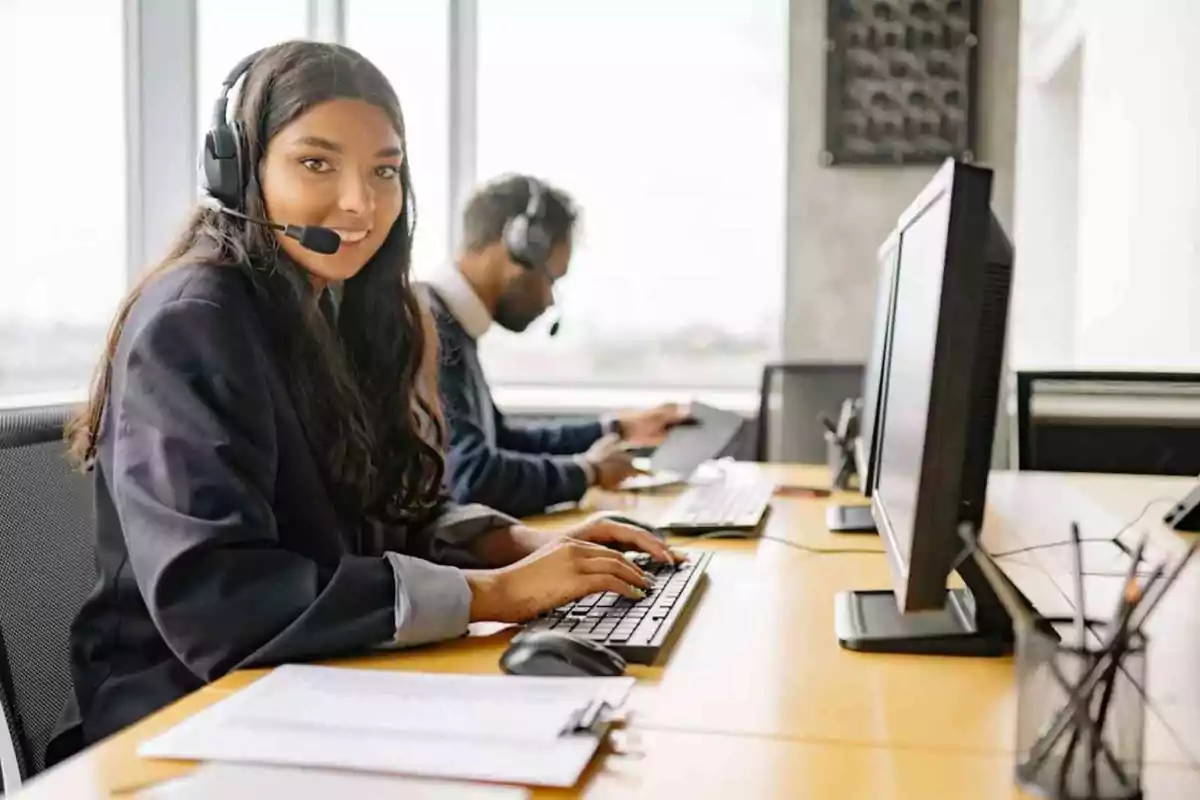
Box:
500 630 627 677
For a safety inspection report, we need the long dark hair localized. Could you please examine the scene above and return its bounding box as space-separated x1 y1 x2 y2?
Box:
67 41 446 541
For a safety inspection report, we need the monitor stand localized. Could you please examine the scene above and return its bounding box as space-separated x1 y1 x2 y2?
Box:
834 588 1010 657
825 504 877 534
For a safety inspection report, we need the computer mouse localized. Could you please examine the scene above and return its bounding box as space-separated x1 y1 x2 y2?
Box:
598 513 665 539
500 630 627 677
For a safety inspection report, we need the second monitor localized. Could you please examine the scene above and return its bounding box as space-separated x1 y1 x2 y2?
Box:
826 228 902 534
835 158 1025 657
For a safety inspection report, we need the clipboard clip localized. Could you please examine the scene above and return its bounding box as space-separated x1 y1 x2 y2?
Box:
560 699 627 736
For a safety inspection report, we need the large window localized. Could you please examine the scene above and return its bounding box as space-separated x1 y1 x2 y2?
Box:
346 0 452 280
196 0 309 145
2 2 787 403
475 0 788 389
0 0 126 401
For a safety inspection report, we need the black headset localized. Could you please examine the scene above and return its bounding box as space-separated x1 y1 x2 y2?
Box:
502 177 554 270
202 49 267 211
196 48 342 255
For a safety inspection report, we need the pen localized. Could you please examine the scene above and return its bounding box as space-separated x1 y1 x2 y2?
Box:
1078 534 1147 768
1088 571 1154 792
1070 521 1086 646
1127 538 1198 632
1059 521 1089 790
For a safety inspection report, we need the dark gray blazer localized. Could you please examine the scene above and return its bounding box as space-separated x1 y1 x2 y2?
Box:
49 264 512 763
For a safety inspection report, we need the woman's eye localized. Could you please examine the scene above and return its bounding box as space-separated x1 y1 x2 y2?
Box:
375 164 401 180
300 158 332 173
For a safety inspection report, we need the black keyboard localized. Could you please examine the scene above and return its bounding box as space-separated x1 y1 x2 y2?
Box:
522 551 712 664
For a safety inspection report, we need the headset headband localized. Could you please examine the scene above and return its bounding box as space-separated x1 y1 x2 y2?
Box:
524 176 544 221
212 49 265 131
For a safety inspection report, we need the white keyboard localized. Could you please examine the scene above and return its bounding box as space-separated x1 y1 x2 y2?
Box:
656 474 776 532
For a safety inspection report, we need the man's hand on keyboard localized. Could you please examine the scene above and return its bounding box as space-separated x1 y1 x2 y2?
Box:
560 513 679 565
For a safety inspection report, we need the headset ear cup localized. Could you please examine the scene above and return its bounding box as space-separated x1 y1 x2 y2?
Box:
202 123 244 209
504 215 531 267
524 221 553 267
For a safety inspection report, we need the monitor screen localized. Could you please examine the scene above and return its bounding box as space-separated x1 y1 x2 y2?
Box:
856 231 902 494
873 187 952 577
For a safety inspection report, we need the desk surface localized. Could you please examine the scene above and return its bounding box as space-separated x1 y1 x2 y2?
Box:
14 465 1200 798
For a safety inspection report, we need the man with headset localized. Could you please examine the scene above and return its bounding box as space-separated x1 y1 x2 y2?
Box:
423 174 688 518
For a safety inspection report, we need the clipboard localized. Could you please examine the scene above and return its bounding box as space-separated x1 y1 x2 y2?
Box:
138 665 636 788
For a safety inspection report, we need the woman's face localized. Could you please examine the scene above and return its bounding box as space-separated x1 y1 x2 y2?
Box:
260 97 405 287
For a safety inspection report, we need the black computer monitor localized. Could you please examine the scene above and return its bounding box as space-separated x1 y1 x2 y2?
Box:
835 159 1025 657
826 230 903 534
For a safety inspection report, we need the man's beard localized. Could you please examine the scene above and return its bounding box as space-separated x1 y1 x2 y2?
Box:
494 288 541 333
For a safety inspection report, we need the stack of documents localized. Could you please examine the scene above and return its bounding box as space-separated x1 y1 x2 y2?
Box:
139 664 635 788
136 763 532 799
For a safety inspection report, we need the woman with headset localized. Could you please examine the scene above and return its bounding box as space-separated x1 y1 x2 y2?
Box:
49 41 673 761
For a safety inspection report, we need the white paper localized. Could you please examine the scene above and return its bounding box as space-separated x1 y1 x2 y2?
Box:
138 665 634 788
134 762 531 799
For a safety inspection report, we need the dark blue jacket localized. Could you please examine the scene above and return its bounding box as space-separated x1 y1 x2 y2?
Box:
425 286 605 517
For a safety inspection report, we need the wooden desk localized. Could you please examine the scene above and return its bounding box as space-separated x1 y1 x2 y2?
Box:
13 465 1200 798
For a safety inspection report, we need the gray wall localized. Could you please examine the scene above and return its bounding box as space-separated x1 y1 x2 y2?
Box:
783 0 1021 361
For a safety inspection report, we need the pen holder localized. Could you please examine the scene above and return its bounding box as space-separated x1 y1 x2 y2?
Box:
1014 617 1147 800
824 432 856 491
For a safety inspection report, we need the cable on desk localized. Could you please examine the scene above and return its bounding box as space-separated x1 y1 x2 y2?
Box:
987 496 1179 560
995 556 1156 579
989 537 1123 560
714 496 1176 560
691 530 884 555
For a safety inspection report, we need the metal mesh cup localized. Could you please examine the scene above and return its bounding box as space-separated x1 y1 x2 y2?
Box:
1014 617 1146 800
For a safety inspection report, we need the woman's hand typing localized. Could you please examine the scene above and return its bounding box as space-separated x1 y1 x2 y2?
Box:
464 537 652 624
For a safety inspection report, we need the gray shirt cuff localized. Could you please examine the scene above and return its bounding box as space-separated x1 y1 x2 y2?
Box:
383 552 472 647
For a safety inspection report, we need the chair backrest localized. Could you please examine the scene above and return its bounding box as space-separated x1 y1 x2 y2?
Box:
1014 370 1200 474
0 404 95 791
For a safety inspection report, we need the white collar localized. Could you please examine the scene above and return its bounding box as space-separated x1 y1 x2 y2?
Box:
426 266 493 340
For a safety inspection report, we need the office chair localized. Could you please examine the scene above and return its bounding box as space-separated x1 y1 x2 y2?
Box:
1014 370 1200 475
0 403 95 792
754 361 864 463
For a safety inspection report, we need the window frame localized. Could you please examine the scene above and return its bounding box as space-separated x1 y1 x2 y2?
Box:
124 0 780 406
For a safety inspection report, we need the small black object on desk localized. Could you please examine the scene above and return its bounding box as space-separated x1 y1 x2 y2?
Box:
501 630 627 677
1163 480 1200 532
